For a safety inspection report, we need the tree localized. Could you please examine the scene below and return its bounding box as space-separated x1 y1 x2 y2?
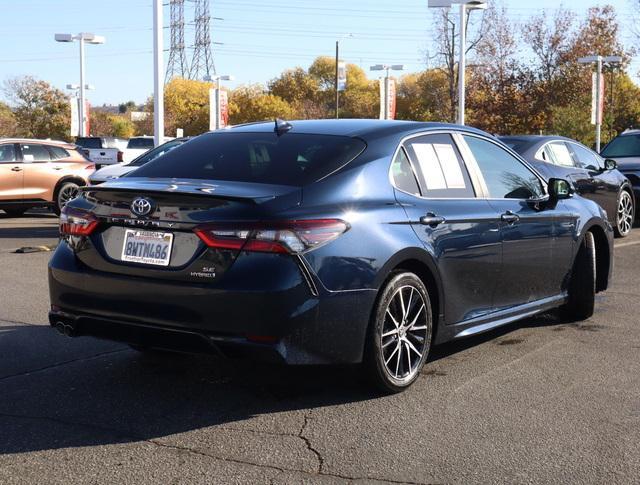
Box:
3 76 71 141
118 100 137 114
268 67 322 118
228 85 294 125
0 101 17 137
164 78 213 136
89 110 136 138
396 70 452 122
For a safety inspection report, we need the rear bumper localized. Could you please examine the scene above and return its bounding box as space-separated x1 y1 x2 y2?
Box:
48 242 377 364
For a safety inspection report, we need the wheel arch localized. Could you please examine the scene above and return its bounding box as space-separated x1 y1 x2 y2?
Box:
582 222 611 293
53 176 87 201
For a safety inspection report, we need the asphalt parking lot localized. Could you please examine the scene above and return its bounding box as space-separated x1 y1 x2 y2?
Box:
0 212 639 484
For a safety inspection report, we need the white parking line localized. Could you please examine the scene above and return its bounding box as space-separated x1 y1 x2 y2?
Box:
614 240 640 249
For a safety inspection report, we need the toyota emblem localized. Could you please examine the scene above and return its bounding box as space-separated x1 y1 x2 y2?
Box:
130 197 155 217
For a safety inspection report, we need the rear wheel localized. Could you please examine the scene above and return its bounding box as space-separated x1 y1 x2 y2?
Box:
561 231 596 321
2 207 26 217
614 190 634 238
364 272 433 393
54 182 80 215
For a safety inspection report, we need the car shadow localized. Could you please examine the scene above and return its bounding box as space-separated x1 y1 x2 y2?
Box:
0 312 566 455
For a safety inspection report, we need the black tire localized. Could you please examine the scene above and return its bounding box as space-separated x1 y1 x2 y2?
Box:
3 207 27 217
561 231 596 321
54 182 81 215
614 189 634 238
363 272 433 394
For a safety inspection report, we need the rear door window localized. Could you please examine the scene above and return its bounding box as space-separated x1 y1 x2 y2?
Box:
568 143 603 171
130 132 366 186
0 144 17 162
48 146 71 159
21 144 51 162
404 133 475 198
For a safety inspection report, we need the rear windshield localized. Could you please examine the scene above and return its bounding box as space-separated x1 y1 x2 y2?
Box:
601 134 640 158
129 132 366 186
499 138 533 154
76 137 102 149
127 138 155 149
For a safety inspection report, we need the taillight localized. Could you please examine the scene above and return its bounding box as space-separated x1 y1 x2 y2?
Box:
59 206 99 236
194 219 349 254
85 164 96 171
117 150 124 163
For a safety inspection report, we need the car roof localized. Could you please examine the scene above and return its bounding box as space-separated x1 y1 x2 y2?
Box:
0 138 76 148
500 135 577 144
619 129 640 136
226 118 490 140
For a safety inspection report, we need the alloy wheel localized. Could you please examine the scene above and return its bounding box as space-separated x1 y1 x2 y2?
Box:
617 191 633 236
380 285 429 382
58 184 79 209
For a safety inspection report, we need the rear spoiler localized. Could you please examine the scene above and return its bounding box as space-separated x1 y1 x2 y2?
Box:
80 185 263 204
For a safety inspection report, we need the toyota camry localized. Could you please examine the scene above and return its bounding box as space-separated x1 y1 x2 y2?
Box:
48 120 613 393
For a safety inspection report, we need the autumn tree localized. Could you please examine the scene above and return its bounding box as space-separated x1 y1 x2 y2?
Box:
0 101 17 137
163 78 213 136
3 76 71 141
228 85 294 124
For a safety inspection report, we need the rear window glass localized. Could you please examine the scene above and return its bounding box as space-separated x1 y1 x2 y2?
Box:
130 132 366 186
129 139 186 167
127 138 155 149
601 135 640 158
0 144 16 162
49 146 70 159
76 138 102 149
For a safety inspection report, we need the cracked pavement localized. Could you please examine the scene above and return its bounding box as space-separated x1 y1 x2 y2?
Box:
0 212 639 484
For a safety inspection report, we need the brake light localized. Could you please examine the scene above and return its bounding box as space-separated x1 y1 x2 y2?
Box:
117 150 124 163
59 206 99 236
194 219 349 254
85 164 96 171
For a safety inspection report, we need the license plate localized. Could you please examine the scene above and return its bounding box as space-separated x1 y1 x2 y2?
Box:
121 229 173 266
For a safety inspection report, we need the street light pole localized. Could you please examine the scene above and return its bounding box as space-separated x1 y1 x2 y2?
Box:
55 32 105 137
578 55 622 152
153 0 164 147
427 0 487 125
205 75 234 130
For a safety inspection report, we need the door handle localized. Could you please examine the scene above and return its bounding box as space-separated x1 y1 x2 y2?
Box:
53 166 63 170
501 211 519 224
420 213 446 227
10 166 22 172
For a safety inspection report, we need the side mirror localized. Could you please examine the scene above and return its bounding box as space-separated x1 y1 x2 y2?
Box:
548 178 573 204
604 159 617 170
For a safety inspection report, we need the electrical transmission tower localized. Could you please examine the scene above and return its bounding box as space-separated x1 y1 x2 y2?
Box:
165 0 189 82
190 0 216 80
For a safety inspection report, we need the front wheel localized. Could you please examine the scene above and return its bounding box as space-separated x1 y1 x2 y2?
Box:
54 182 80 215
561 231 596 321
614 190 634 238
364 272 433 393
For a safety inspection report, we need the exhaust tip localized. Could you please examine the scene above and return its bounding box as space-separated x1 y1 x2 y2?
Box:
54 321 76 337
54 321 66 335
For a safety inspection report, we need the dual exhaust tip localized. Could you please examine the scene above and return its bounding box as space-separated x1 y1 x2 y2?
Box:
54 321 77 337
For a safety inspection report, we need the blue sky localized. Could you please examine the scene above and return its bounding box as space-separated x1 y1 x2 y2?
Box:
0 0 637 106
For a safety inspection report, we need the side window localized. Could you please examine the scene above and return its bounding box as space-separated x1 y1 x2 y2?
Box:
48 146 71 160
569 143 602 171
21 144 51 162
390 147 421 196
546 142 575 167
0 144 17 163
463 135 544 200
405 133 475 198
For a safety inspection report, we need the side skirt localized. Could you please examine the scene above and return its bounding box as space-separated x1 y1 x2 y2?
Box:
434 294 567 345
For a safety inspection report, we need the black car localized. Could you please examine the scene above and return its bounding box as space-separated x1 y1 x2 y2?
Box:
601 129 640 206
501 135 634 237
49 120 613 393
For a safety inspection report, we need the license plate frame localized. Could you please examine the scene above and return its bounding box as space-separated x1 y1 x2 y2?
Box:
121 229 174 266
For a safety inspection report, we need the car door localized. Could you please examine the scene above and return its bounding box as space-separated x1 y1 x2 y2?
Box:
392 132 502 325
0 143 24 201
20 143 56 200
567 142 618 217
461 134 574 309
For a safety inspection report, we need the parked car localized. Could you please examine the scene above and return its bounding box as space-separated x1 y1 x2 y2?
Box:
0 138 94 216
600 129 640 205
75 137 127 167
121 136 156 164
49 120 613 393
501 135 634 237
89 137 191 185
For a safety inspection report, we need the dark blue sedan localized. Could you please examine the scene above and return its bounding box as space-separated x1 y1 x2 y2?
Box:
49 120 613 392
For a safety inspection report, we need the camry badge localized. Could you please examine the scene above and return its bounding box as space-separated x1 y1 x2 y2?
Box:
130 197 155 217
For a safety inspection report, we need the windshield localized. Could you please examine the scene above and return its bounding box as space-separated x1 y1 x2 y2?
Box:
75 137 102 149
128 139 187 167
127 138 155 149
129 132 367 186
601 134 640 158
